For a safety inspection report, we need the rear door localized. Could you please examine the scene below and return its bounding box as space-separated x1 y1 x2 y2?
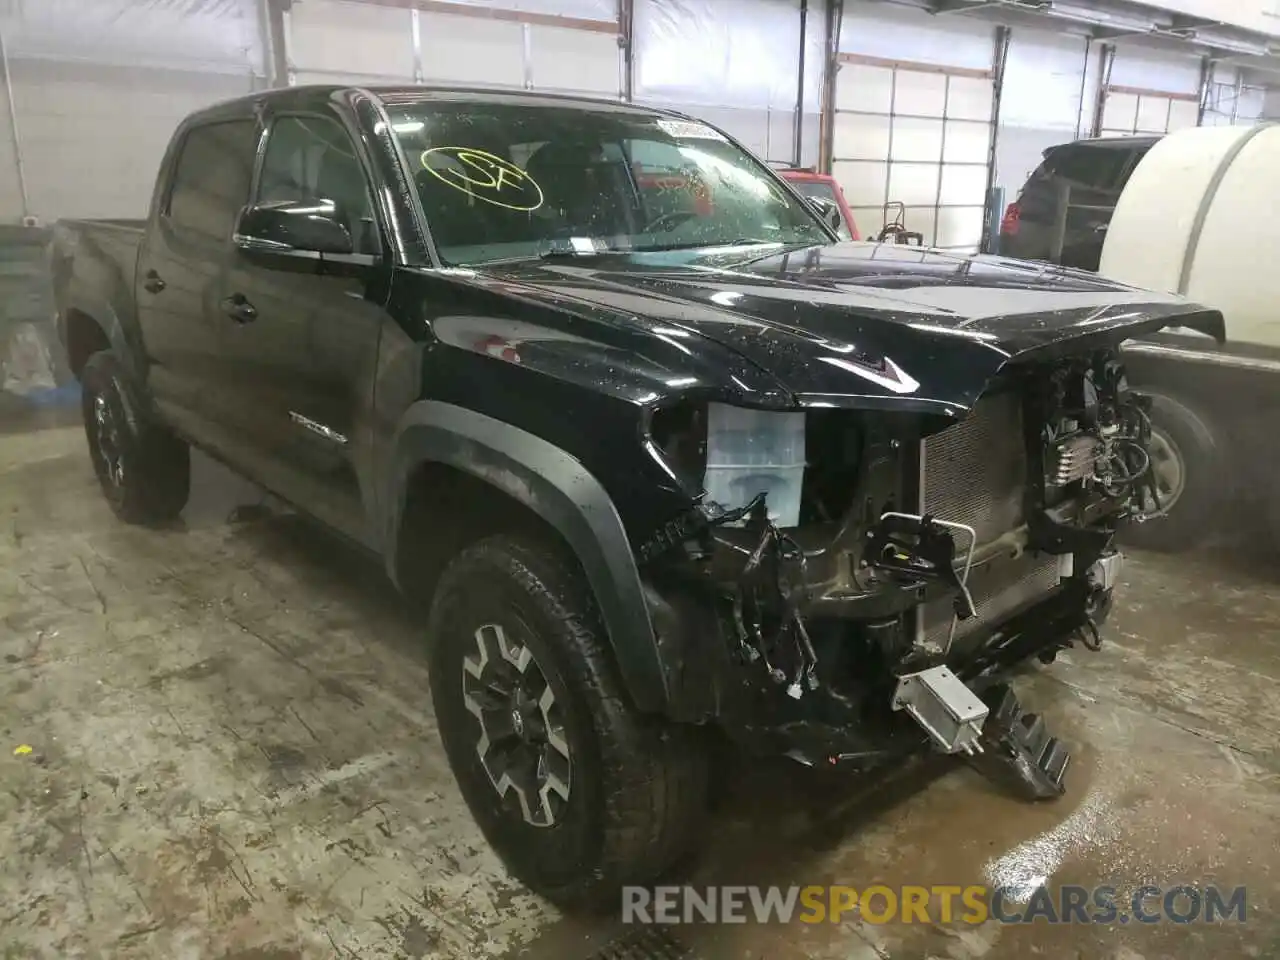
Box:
219 111 391 545
136 118 258 444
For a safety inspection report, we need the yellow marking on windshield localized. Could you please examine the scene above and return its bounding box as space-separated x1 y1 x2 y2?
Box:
420 146 544 211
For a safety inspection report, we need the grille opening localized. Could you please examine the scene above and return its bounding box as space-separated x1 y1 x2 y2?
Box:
916 391 1061 652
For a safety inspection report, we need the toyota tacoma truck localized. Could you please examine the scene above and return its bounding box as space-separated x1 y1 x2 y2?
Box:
51 85 1225 910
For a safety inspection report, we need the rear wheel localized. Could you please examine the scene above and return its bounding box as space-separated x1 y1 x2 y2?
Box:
80 350 189 524
426 534 709 910
1124 392 1221 552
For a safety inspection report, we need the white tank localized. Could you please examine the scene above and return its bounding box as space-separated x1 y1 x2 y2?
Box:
1098 123 1280 347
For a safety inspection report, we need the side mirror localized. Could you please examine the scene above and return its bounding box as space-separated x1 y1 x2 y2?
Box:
805 195 843 234
234 200 354 258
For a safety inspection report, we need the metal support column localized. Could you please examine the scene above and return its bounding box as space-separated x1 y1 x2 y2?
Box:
411 8 425 84
1196 56 1213 126
1073 36 1091 139
620 0 634 101
818 0 845 173
1090 43 1116 138
792 0 809 167
0 27 29 222
266 0 292 88
980 25 1010 254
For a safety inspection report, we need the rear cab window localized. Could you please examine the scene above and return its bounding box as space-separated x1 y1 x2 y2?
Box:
1036 144 1133 191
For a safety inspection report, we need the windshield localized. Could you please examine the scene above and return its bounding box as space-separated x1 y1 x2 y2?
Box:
385 101 830 265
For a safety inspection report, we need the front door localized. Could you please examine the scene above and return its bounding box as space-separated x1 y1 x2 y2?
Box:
220 112 391 546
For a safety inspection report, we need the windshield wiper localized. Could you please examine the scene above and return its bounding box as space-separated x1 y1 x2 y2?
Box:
537 243 629 259
628 238 788 253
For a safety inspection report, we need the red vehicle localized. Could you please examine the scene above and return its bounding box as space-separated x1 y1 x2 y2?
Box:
777 167 860 241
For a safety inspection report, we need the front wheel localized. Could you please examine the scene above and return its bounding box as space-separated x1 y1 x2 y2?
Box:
1123 392 1221 552
80 350 189 525
426 534 709 911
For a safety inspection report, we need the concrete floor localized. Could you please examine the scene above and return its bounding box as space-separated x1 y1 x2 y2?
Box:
2 417 1279 960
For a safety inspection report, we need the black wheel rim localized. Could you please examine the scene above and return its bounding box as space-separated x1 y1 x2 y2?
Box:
462 621 572 828
89 391 126 491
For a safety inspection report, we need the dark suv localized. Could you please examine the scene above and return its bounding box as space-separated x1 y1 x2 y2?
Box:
1000 135 1159 271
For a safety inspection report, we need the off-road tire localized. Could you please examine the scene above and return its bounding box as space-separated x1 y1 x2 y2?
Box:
80 350 189 524
1123 392 1221 553
426 534 709 911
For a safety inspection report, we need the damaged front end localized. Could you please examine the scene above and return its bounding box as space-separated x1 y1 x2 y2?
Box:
638 349 1160 801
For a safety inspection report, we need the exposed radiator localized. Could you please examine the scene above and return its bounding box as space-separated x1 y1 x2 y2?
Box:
919 391 1026 547
917 392 1060 653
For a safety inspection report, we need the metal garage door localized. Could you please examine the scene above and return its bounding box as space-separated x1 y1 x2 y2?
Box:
1097 48 1201 138
0 1 261 223
285 0 621 97
832 55 994 253
1098 84 1200 137
1203 73 1266 127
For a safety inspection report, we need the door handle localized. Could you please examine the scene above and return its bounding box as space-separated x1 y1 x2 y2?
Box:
143 270 165 294
220 294 258 324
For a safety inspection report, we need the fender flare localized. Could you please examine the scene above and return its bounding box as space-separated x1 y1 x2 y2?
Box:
386 401 668 714
59 282 136 380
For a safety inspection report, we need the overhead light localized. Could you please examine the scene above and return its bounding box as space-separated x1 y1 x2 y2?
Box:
1048 1 1156 34
1192 30 1270 57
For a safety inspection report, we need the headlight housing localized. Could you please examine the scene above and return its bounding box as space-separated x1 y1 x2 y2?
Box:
651 401 806 527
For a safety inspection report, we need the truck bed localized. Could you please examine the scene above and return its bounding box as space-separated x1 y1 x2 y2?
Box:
50 218 148 369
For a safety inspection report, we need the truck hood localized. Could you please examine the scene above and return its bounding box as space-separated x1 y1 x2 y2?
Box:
477 242 1226 414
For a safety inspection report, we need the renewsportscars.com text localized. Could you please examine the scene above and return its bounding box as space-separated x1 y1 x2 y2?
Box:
622 884 1247 926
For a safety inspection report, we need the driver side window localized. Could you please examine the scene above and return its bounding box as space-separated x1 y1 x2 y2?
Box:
258 115 380 255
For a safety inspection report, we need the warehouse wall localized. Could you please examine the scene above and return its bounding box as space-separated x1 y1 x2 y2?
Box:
0 0 264 224
287 0 621 96
1 0 1277 228
0 0 264 407
633 0 817 165
994 30 1092 199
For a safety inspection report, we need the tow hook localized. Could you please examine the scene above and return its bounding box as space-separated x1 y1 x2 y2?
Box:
969 683 1070 801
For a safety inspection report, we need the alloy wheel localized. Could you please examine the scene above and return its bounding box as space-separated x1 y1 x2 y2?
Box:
1141 426 1185 517
91 392 126 490
462 621 572 828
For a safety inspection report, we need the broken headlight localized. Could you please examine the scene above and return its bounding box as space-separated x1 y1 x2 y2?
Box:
650 401 807 527
702 404 806 528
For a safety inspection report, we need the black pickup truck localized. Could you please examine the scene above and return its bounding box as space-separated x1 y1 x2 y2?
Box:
51 85 1224 909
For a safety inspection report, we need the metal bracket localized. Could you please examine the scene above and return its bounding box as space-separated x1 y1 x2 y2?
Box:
872 511 977 655
1088 551 1123 592
892 664 988 755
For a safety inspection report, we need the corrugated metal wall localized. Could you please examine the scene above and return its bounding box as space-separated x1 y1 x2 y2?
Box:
0 0 264 224
1 0 1279 228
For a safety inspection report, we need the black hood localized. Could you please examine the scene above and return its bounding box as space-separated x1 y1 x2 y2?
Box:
473 242 1225 415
